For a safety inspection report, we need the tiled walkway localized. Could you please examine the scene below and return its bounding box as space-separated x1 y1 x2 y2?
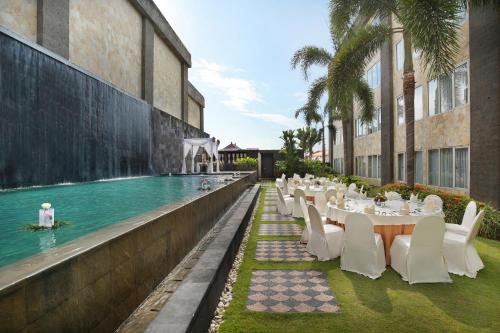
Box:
258 223 303 236
255 240 315 261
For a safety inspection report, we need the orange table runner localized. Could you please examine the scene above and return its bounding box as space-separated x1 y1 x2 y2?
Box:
326 218 415 264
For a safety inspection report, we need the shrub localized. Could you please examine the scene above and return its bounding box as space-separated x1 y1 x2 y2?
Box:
234 157 257 171
380 183 500 241
302 159 333 177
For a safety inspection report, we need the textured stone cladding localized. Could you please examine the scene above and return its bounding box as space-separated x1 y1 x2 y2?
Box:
0 31 206 188
188 96 201 129
0 0 37 41
153 32 182 120
69 0 143 98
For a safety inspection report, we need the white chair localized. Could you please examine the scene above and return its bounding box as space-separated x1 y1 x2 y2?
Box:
306 205 344 261
345 189 359 199
341 213 386 279
325 189 337 202
443 210 485 278
275 173 285 189
348 183 357 191
277 187 293 215
299 197 312 243
445 201 476 236
423 194 443 210
314 191 328 216
391 216 452 284
293 189 306 218
282 178 291 196
385 191 402 201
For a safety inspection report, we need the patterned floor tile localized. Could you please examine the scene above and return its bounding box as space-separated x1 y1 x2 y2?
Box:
255 241 315 261
261 214 296 222
258 224 302 236
247 270 340 313
263 206 277 213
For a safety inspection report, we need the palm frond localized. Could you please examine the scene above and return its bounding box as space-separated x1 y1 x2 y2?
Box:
295 76 328 125
399 0 461 78
290 46 332 80
353 79 375 124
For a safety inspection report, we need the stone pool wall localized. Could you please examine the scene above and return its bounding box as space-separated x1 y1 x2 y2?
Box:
0 27 207 189
0 172 257 332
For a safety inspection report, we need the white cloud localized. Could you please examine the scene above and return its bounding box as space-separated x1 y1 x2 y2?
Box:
191 58 261 112
242 112 300 128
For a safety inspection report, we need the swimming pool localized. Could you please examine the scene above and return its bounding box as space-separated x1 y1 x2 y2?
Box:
0 175 226 266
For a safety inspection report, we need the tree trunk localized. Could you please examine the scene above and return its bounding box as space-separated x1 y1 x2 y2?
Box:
328 118 334 166
342 117 354 176
321 120 326 164
403 32 415 188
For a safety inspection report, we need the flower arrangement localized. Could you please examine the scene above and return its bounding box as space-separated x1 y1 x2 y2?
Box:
374 193 387 206
199 178 211 191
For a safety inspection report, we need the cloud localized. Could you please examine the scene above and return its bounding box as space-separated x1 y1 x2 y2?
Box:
192 58 261 112
242 112 300 128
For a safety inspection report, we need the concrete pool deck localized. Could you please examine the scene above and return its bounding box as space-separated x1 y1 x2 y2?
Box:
0 172 256 332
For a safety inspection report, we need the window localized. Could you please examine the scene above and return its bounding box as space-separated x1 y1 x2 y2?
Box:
415 151 423 183
355 156 366 177
396 40 404 71
355 119 367 137
334 158 344 174
368 108 381 134
371 15 380 26
428 148 468 188
454 63 468 107
367 62 380 88
368 155 380 178
428 150 440 186
428 79 438 116
335 127 343 144
414 86 423 120
439 73 453 113
455 148 468 188
397 96 405 125
397 153 405 181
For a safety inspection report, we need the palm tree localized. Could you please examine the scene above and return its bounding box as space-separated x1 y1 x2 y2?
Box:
291 30 374 175
327 0 496 187
296 127 323 159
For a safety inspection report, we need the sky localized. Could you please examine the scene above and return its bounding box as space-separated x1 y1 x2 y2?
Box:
156 0 332 150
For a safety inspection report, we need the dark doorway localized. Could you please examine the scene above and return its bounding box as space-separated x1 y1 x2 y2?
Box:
260 153 275 179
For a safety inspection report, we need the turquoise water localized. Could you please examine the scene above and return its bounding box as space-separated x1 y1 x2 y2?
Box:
0 176 222 267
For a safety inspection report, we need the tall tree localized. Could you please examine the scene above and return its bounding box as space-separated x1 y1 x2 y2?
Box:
296 127 323 158
327 0 495 186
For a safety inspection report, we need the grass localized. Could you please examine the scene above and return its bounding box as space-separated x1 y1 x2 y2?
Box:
219 183 500 333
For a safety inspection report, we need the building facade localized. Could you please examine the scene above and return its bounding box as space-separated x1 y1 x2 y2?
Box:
330 6 499 208
0 0 207 187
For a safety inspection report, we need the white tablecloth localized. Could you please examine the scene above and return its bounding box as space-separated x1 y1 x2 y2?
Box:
326 199 444 226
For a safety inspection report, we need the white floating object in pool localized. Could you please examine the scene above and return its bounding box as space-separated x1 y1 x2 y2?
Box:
169 173 172 177
39 203 55 228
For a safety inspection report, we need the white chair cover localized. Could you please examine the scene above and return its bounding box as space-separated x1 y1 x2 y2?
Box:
443 210 485 278
325 189 337 202
306 205 344 261
446 201 476 236
314 192 327 216
391 216 452 284
385 191 402 201
277 187 293 215
300 197 311 243
424 194 443 210
293 189 306 218
282 179 290 196
345 189 359 199
348 183 357 191
341 213 386 279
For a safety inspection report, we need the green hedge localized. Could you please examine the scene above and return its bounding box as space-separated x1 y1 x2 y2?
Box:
234 157 258 171
381 183 500 241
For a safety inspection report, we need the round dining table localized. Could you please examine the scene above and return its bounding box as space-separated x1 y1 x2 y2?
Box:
326 198 444 264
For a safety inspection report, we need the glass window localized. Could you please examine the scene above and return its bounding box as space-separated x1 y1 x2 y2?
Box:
371 15 380 26
397 96 405 125
368 156 373 177
455 148 468 188
367 62 380 88
396 40 404 71
429 150 440 185
415 151 423 183
454 63 468 107
415 86 423 120
398 153 405 181
378 156 381 179
440 148 453 187
439 73 453 113
428 79 438 116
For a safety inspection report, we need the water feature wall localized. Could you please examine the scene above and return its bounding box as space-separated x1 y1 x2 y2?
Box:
0 28 207 189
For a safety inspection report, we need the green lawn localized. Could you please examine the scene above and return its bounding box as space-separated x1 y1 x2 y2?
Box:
219 185 500 333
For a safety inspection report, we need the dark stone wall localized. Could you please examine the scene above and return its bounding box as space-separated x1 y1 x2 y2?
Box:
0 30 207 189
469 7 500 208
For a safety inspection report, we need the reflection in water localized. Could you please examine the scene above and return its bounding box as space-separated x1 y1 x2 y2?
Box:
39 230 57 251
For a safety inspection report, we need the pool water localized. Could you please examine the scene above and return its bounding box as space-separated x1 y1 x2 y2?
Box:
0 175 223 267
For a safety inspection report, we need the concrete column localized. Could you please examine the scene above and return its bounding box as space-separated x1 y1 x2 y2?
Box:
181 64 189 124
200 107 205 132
380 15 394 185
142 18 154 105
37 0 69 58
469 7 500 208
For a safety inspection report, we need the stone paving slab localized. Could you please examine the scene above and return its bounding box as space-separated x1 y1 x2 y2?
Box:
262 206 277 213
247 270 340 313
255 241 315 261
261 214 296 222
258 224 302 236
